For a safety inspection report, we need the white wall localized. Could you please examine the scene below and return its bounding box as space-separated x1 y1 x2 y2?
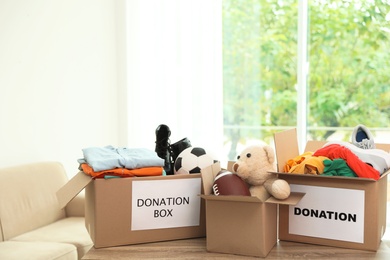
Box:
0 0 125 177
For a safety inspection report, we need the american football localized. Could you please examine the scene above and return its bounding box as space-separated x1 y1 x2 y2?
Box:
212 170 251 196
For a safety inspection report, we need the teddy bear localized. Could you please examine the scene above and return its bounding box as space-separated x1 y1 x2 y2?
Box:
233 144 290 201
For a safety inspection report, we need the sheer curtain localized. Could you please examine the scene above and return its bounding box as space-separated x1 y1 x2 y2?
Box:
125 0 223 156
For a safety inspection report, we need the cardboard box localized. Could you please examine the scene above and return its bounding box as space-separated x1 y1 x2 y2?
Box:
200 162 304 257
274 128 389 251
57 172 206 248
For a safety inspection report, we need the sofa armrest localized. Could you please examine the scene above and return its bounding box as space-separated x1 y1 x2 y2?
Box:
65 191 85 217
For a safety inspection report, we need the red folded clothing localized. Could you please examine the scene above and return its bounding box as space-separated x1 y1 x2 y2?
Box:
313 144 380 180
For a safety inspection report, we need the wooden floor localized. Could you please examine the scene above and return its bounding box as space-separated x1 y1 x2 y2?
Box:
82 236 390 259
83 200 390 259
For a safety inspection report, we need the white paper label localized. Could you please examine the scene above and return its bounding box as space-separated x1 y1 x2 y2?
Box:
131 178 201 231
289 184 365 243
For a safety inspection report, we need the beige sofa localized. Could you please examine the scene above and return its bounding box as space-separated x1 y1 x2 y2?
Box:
0 162 93 260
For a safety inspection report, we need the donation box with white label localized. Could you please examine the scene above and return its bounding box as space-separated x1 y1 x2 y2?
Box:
277 173 388 251
84 174 206 248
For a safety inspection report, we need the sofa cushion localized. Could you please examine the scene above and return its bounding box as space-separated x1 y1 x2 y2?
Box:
0 241 77 260
65 192 86 217
0 162 68 240
10 217 93 259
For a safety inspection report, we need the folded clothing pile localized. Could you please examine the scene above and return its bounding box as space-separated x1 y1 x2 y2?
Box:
78 145 165 178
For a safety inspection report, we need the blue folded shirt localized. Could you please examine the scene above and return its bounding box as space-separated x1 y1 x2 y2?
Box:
78 145 164 172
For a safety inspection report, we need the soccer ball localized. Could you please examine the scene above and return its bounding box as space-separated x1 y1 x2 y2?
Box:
174 147 217 175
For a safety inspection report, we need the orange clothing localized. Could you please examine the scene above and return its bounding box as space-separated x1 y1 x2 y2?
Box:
284 152 329 175
283 152 313 172
81 163 163 178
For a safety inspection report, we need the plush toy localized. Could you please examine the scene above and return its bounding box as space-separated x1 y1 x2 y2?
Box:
233 144 290 201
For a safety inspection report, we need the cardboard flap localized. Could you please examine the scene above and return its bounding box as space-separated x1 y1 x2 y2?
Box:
265 192 305 205
376 143 390 152
304 140 327 152
56 171 92 209
274 129 299 172
227 161 235 172
201 161 222 195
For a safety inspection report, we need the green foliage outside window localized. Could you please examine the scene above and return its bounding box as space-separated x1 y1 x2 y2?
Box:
223 0 390 160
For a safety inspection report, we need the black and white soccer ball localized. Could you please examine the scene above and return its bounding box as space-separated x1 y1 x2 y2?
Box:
174 147 217 175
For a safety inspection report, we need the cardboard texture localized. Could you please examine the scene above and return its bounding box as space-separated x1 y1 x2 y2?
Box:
57 173 206 248
274 128 389 251
200 162 303 258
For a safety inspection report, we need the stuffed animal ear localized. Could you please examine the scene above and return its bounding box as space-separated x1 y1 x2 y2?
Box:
263 145 275 164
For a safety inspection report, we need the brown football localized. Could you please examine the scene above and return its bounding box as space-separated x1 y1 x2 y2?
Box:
212 170 251 196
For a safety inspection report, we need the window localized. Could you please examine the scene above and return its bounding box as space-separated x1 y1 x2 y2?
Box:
125 1 389 163
223 0 390 159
